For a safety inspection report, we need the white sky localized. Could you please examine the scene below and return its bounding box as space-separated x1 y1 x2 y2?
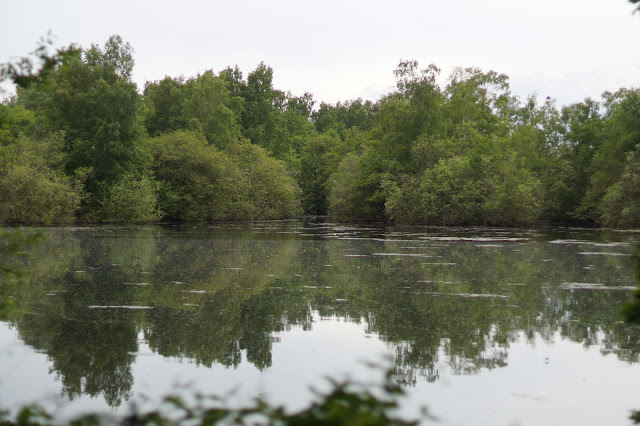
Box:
1 0 639 107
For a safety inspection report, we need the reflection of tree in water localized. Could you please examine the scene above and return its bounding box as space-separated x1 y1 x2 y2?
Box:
142 225 306 371
145 305 242 368
7 224 640 402
304 237 513 384
15 229 152 406
18 311 136 406
361 284 515 384
311 228 640 385
46 310 135 406
553 288 640 362
145 288 310 371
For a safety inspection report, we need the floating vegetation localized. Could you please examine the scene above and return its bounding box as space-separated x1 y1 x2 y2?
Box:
418 236 529 242
561 283 637 291
548 239 589 245
87 305 154 309
591 242 631 247
420 292 509 299
372 253 434 257
578 252 631 257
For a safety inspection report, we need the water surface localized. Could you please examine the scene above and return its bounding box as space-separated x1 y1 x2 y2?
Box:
1 221 639 425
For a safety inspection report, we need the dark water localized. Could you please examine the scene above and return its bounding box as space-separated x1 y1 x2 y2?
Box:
1 221 639 425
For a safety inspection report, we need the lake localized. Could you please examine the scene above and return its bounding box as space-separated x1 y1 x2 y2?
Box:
1 221 639 425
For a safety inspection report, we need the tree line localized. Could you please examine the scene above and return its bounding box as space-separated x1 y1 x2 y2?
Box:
1 35 639 227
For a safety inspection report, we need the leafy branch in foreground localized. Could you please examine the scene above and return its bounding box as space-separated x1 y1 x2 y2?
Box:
0 366 425 425
0 33 79 90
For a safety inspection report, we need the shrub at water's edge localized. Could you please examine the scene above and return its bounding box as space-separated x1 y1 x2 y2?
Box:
143 131 301 222
98 172 162 223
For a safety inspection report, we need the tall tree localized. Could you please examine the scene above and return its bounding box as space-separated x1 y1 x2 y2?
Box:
143 76 187 137
45 35 145 211
182 71 238 149
240 63 280 150
578 89 640 221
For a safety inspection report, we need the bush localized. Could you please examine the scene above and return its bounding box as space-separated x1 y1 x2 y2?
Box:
385 156 485 225
328 150 387 222
299 134 340 215
600 145 640 228
226 140 301 219
144 131 252 221
482 151 542 226
0 163 82 225
99 173 161 223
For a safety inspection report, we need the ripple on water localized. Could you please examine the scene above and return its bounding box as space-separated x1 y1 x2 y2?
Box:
372 253 434 257
560 283 637 291
418 236 529 242
419 292 509 299
578 252 631 257
87 305 154 309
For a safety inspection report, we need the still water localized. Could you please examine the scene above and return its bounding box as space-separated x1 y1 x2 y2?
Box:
1 221 640 425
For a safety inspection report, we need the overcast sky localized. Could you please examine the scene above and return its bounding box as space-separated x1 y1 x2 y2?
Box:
1 0 639 107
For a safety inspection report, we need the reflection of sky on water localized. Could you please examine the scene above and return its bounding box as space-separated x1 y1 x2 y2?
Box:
1 222 640 424
0 326 110 419
404 335 640 426
0 318 390 420
4 319 640 425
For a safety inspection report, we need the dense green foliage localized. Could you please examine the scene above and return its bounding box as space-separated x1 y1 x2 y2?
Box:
99 172 161 223
1 37 640 226
144 130 248 221
0 129 83 224
1 37 302 224
142 131 300 221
